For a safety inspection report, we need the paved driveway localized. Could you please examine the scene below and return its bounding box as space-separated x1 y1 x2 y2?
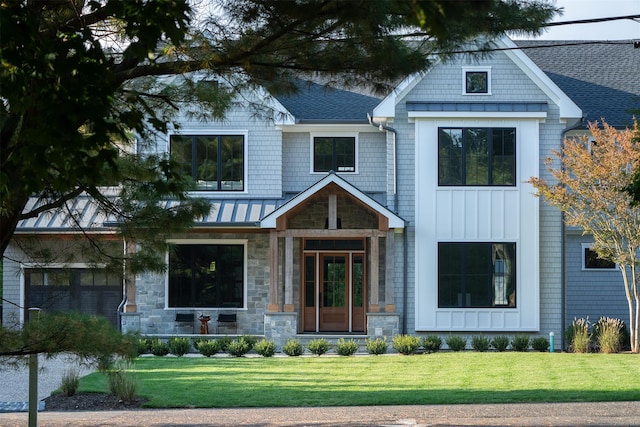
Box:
1 401 640 426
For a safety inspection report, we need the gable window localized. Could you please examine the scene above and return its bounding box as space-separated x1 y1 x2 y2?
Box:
170 134 244 191
463 67 491 95
438 242 516 308
582 244 616 270
438 127 515 186
168 243 245 308
313 136 356 173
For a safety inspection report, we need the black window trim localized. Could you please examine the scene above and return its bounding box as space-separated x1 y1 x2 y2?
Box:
438 127 517 187
437 241 517 309
310 133 358 174
166 239 248 310
169 131 248 192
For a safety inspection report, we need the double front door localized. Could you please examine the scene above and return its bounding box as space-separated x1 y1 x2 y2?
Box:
302 247 366 333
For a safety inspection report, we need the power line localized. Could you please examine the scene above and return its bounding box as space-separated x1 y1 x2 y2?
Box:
542 14 640 28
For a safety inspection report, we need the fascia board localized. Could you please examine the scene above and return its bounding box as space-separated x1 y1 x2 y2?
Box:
408 111 548 119
500 37 582 120
260 174 404 229
373 70 429 119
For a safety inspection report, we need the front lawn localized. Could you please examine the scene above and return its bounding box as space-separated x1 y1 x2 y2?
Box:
78 353 640 408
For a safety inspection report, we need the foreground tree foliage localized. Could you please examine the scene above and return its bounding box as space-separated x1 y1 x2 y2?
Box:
1 0 559 267
529 121 640 353
0 311 136 361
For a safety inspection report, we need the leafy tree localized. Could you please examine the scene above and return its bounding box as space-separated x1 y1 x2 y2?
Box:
529 121 640 353
0 0 559 268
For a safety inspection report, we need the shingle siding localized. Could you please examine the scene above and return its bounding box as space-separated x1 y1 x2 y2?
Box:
565 234 630 327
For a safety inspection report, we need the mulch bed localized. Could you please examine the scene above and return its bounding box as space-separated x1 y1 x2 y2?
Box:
43 392 146 411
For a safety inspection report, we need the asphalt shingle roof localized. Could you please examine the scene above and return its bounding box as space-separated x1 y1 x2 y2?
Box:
516 40 639 128
275 80 381 123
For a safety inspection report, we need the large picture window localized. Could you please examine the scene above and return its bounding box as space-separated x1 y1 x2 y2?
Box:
313 136 356 172
170 134 244 191
438 128 515 186
438 242 516 308
168 243 245 308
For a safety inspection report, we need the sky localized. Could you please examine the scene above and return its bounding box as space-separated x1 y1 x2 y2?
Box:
524 0 640 40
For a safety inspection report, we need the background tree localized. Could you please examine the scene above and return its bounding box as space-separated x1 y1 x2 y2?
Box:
529 121 640 353
1 0 559 269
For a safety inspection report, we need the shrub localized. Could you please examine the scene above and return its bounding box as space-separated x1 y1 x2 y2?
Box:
568 317 591 353
531 336 550 352
136 338 152 356
491 336 510 352
227 337 251 357
392 335 420 355
240 335 257 351
511 334 530 352
217 336 233 352
307 338 331 356
594 317 623 353
421 335 443 354
149 338 170 356
471 336 490 352
60 369 80 397
282 339 304 356
97 354 115 372
336 338 359 356
254 339 276 357
365 337 388 355
445 335 467 352
107 360 138 402
196 339 220 357
168 336 192 356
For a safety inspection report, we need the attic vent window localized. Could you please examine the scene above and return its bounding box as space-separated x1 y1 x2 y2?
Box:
463 67 491 95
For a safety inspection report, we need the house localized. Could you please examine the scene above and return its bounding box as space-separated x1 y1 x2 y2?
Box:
3 38 637 349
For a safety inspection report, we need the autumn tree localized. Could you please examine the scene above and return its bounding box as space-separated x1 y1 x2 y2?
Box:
530 121 640 353
1 0 559 268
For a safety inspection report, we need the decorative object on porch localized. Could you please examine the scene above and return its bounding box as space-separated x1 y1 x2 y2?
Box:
198 314 211 334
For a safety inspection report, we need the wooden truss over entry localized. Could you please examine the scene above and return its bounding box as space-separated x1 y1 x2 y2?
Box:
261 173 404 333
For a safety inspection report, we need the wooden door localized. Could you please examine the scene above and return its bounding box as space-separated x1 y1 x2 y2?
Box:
319 254 348 331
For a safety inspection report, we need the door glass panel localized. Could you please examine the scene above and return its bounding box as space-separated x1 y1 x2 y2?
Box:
305 255 315 307
322 256 345 308
353 255 363 307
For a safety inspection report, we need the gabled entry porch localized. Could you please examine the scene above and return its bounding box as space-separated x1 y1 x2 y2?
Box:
261 173 404 343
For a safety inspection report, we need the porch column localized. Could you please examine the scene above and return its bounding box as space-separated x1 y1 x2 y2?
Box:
268 230 280 312
369 235 380 312
124 240 137 312
385 231 396 312
284 233 294 312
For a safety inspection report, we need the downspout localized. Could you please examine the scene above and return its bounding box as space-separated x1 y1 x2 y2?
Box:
368 114 408 333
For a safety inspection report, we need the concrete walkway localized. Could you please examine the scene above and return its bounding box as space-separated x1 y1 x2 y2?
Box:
1 401 640 426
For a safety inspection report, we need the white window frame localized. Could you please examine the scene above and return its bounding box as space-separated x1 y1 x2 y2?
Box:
165 239 248 310
581 243 617 271
309 132 359 174
462 66 492 95
168 129 249 195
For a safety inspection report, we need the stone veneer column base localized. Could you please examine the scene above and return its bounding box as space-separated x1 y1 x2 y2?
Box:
264 312 298 350
367 313 399 338
120 312 141 334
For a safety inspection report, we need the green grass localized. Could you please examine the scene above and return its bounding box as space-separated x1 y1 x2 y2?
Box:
78 353 640 408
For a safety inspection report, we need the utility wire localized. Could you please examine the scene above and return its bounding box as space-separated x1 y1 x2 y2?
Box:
541 14 640 27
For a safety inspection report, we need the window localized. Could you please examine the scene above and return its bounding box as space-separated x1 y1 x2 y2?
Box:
438 242 516 308
313 136 356 173
463 67 491 94
438 127 515 186
582 244 616 270
25 268 122 287
168 243 245 308
170 134 244 191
